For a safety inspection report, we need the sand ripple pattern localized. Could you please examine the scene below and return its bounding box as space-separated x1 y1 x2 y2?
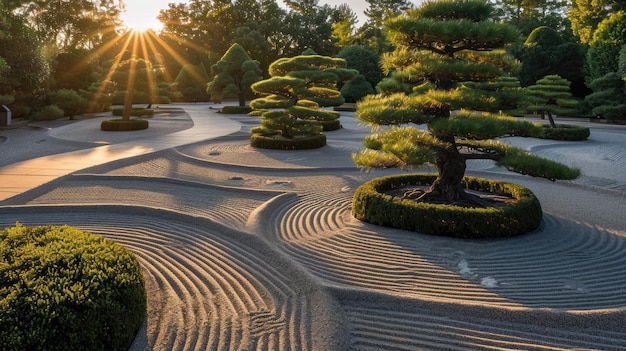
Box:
261 192 626 311
342 300 626 351
0 208 336 351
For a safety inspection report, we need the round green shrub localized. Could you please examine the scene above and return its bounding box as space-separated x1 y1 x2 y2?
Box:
250 133 327 149
352 173 543 238
538 124 590 141
0 224 146 351
221 105 252 114
101 118 149 131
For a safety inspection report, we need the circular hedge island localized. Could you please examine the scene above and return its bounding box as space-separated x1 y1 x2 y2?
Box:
0 224 146 351
250 133 327 150
352 173 543 238
101 118 149 131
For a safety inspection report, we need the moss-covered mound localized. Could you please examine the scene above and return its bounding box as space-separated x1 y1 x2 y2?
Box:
538 124 590 141
101 118 149 131
250 133 326 149
352 173 543 238
0 224 146 351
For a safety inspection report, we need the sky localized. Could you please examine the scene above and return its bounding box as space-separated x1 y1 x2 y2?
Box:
121 0 370 32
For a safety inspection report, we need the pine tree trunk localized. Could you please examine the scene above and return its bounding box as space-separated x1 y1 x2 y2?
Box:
429 147 467 201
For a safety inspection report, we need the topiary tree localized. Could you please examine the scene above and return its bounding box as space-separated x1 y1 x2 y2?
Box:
525 75 579 127
250 54 357 146
175 63 210 102
585 72 626 121
353 0 580 209
206 43 262 107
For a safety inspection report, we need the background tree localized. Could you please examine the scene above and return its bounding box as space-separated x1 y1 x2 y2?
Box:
49 88 88 120
206 43 262 106
174 63 210 102
492 0 572 37
337 45 384 89
0 10 49 117
569 0 623 44
586 10 626 82
526 75 579 126
584 72 626 121
331 4 359 50
340 74 376 102
353 0 578 205
0 57 15 105
515 26 587 96
10 0 122 52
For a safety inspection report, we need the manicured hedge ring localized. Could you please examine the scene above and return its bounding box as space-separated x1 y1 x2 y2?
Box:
101 118 149 131
250 133 327 149
0 224 146 351
539 124 590 141
352 173 543 238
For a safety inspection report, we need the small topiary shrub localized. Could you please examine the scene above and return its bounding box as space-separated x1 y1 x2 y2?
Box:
537 124 590 141
111 108 154 117
101 118 149 131
318 118 342 131
0 224 146 351
352 173 543 238
250 133 326 149
221 105 252 114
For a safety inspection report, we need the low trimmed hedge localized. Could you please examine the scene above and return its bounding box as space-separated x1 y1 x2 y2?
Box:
319 118 342 131
111 108 154 117
352 173 543 238
101 118 149 131
538 124 590 141
250 133 327 149
0 224 146 351
221 105 252 114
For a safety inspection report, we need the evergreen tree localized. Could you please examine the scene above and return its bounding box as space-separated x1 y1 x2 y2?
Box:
206 43 262 106
516 26 586 96
526 75 579 126
584 72 626 121
174 63 210 102
587 11 626 82
250 54 356 143
353 0 578 205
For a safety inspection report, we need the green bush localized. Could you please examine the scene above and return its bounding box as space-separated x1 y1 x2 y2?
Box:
221 105 252 114
538 124 590 141
101 118 149 131
352 173 543 238
51 89 88 118
111 108 154 117
250 133 326 149
0 224 146 351
31 105 65 121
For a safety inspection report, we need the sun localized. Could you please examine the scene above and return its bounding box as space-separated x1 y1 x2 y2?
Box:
120 2 162 32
